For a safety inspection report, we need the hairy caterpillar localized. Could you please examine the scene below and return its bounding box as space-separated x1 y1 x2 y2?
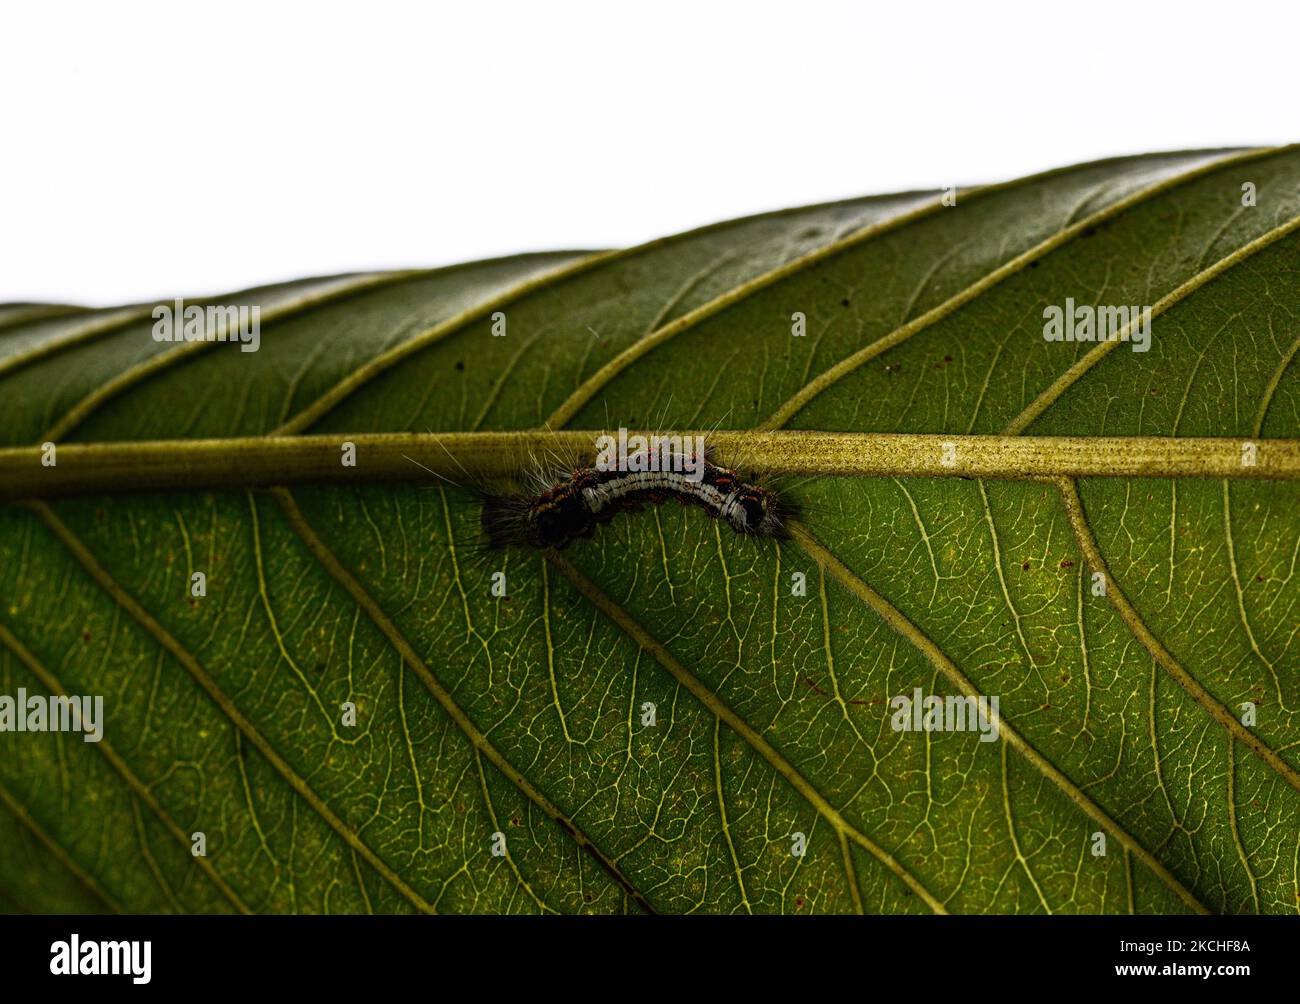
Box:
480 448 798 550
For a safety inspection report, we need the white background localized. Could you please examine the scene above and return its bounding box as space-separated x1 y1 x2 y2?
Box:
2 0 1295 304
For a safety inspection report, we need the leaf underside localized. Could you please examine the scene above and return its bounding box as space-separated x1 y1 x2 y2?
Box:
1 148 1298 915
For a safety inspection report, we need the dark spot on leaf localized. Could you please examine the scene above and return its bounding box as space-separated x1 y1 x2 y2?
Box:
1059 559 1074 569
1021 561 1030 571
454 361 465 371
840 297 850 307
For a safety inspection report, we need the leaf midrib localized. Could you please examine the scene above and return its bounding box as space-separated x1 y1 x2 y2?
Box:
5 432 1297 502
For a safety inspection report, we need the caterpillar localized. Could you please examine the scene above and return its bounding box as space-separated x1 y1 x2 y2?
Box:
480 447 798 550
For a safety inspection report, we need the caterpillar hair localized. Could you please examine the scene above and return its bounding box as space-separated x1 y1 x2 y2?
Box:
480 447 800 550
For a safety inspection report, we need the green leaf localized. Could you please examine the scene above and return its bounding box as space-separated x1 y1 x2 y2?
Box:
1 148 1298 914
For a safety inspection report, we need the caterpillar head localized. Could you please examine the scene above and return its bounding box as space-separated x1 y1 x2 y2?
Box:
728 484 797 539
481 484 591 550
